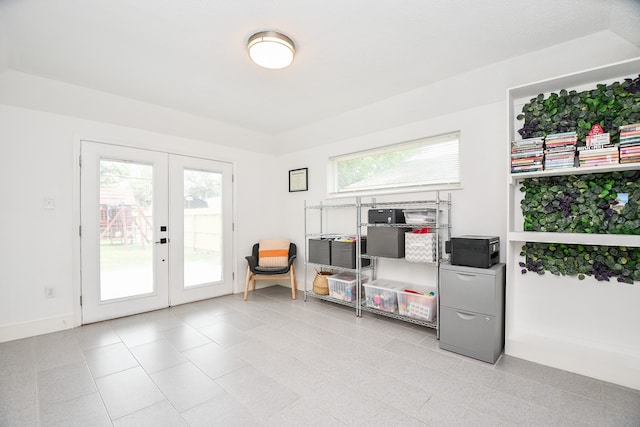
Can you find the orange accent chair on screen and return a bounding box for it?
[244,243,297,300]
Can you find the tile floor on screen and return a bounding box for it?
[1,285,639,426]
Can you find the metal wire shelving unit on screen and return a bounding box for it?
[304,192,451,335]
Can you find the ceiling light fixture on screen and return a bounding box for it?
[247,31,295,69]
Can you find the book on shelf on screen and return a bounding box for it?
[620,136,640,147]
[511,138,544,152]
[512,137,544,145]
[511,137,544,173]
[544,131,578,138]
[579,152,619,167]
[620,130,640,138]
[619,123,640,132]
[620,157,640,164]
[544,132,577,165]
[543,132,576,171]
[545,131,577,140]
[511,150,543,158]
[617,123,640,164]
[576,144,618,154]
[620,146,640,154]
[545,140,577,148]
[512,158,543,165]
[511,164,543,173]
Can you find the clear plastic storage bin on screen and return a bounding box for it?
[327,272,363,302]
[403,209,437,225]
[363,279,405,313]
[397,284,437,321]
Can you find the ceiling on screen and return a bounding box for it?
[0,0,639,138]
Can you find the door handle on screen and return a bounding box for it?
[155,238,170,244]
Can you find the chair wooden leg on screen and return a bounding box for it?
[290,265,297,299]
[244,266,252,301]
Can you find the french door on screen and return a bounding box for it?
[80,141,233,323]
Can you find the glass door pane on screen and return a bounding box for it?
[183,169,222,287]
[81,141,169,324]
[168,154,233,306]
[99,160,154,300]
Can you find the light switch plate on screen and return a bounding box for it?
[44,197,55,210]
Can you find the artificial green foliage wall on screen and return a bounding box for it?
[516,74,640,283]
[520,242,640,284]
[516,74,640,143]
[520,171,640,234]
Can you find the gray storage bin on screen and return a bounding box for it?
[308,238,331,265]
[367,227,410,258]
[331,239,370,269]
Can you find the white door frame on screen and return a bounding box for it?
[74,138,236,325]
[80,142,170,323]
[168,154,234,305]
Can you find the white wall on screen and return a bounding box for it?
[0,71,277,154]
[279,101,508,269]
[275,31,640,155]
[0,104,281,342]
[279,101,507,308]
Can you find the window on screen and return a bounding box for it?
[329,132,460,195]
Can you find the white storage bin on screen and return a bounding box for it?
[405,232,436,263]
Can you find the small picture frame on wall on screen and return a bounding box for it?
[289,168,308,192]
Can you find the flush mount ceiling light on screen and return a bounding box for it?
[247,31,295,69]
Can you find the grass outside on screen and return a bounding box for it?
[100,243,219,271]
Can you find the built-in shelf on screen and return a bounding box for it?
[505,57,640,389]
[508,231,640,247]
[509,163,640,185]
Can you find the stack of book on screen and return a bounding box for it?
[578,146,619,167]
[511,137,544,173]
[578,131,619,167]
[619,123,640,164]
[544,132,577,170]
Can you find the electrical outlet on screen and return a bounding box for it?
[45,287,56,298]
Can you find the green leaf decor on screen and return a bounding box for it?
[515,74,640,283]
[520,171,640,235]
[516,74,640,143]
[519,242,640,284]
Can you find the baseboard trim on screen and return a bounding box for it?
[506,330,640,391]
[0,314,75,343]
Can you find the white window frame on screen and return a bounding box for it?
[328,131,461,197]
